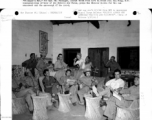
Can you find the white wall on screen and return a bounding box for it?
[12,20,53,65]
[52,20,139,62]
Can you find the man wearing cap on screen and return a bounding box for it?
[36,52,48,76]
[77,68,96,105]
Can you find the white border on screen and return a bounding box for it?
[0,8,152,120]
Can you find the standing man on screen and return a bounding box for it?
[22,53,37,77]
[54,54,67,71]
[36,52,48,76]
[105,56,121,81]
[73,53,84,69]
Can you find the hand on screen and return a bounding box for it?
[74,58,77,62]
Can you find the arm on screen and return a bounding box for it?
[123,94,139,100]
[36,60,42,72]
[39,76,45,93]
[105,80,112,87]
[63,62,67,68]
[117,63,121,70]
[105,60,111,67]
[120,87,131,94]
[22,60,28,68]
[73,59,78,66]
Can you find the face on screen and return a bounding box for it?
[77,54,81,59]
[110,57,115,62]
[42,54,46,59]
[45,71,50,76]
[115,72,121,80]
[134,77,139,86]
[58,55,63,61]
[85,71,91,77]
[31,54,35,60]
[66,71,71,77]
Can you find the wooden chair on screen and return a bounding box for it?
[84,94,102,120]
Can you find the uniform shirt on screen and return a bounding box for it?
[54,60,67,69]
[120,86,139,96]
[106,61,121,73]
[36,59,47,70]
[79,76,92,87]
[105,78,125,90]
[43,76,56,88]
[22,59,37,69]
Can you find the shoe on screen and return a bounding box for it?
[29,111,33,114]
[72,103,77,106]
[79,102,84,105]
[47,106,53,110]
[53,101,58,108]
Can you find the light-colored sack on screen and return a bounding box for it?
[58,93,70,113]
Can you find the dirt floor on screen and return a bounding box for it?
[13,104,106,120]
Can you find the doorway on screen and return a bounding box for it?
[88,48,109,77]
[63,48,81,67]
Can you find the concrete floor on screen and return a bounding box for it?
[13,104,107,120]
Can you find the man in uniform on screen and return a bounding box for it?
[22,53,37,77]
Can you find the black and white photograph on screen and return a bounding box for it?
[12,20,140,120]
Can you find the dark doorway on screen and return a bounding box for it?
[63,48,81,67]
[117,46,139,70]
[88,48,109,77]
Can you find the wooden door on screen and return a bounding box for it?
[88,48,109,77]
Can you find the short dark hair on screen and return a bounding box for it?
[43,69,49,76]
[58,54,62,57]
[114,69,121,74]
[30,53,35,57]
[65,69,72,75]
[57,54,62,60]
[111,56,115,59]
[48,61,52,64]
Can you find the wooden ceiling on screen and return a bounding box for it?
[50,20,105,29]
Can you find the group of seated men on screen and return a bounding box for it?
[12,52,139,120]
